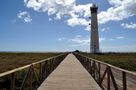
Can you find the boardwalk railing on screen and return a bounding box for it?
[73,53,136,90]
[0,53,67,90]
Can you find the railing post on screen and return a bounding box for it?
[30,70,32,90]
[107,66,110,90]
[89,60,92,75]
[49,59,53,74]
[122,71,127,90]
[85,58,87,70]
[87,58,89,71]
[51,59,54,71]
[54,58,57,68]
[39,63,42,82]
[44,61,48,78]
[10,73,15,90]
[47,60,51,75]
[88,60,90,73]
[86,58,89,71]
[41,62,45,80]
[93,61,95,79]
[98,62,101,84]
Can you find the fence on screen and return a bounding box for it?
[73,53,136,90]
[0,53,67,90]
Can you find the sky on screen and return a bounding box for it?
[0,0,136,52]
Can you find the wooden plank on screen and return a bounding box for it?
[38,53,101,90]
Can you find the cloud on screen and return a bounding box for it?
[116,36,124,39]
[121,22,136,29]
[72,4,92,18]
[24,0,75,19]
[85,25,90,31]
[24,0,92,30]
[24,0,136,29]
[101,27,110,32]
[108,37,124,41]
[58,37,66,41]
[49,18,53,21]
[75,35,82,38]
[24,0,91,18]
[98,0,136,24]
[109,38,114,41]
[67,18,89,27]
[17,11,32,23]
[69,35,124,47]
[99,38,106,42]
[69,35,105,46]
[70,36,90,46]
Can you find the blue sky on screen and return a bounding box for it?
[0,0,136,52]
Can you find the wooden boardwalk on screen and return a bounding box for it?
[38,53,101,90]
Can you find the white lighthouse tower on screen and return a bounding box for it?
[90,4,99,53]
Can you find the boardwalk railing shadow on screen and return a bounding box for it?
[0,53,67,90]
[73,52,136,90]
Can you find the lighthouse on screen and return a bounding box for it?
[90,4,99,53]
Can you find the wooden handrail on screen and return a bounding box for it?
[74,52,136,76]
[0,53,66,77]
